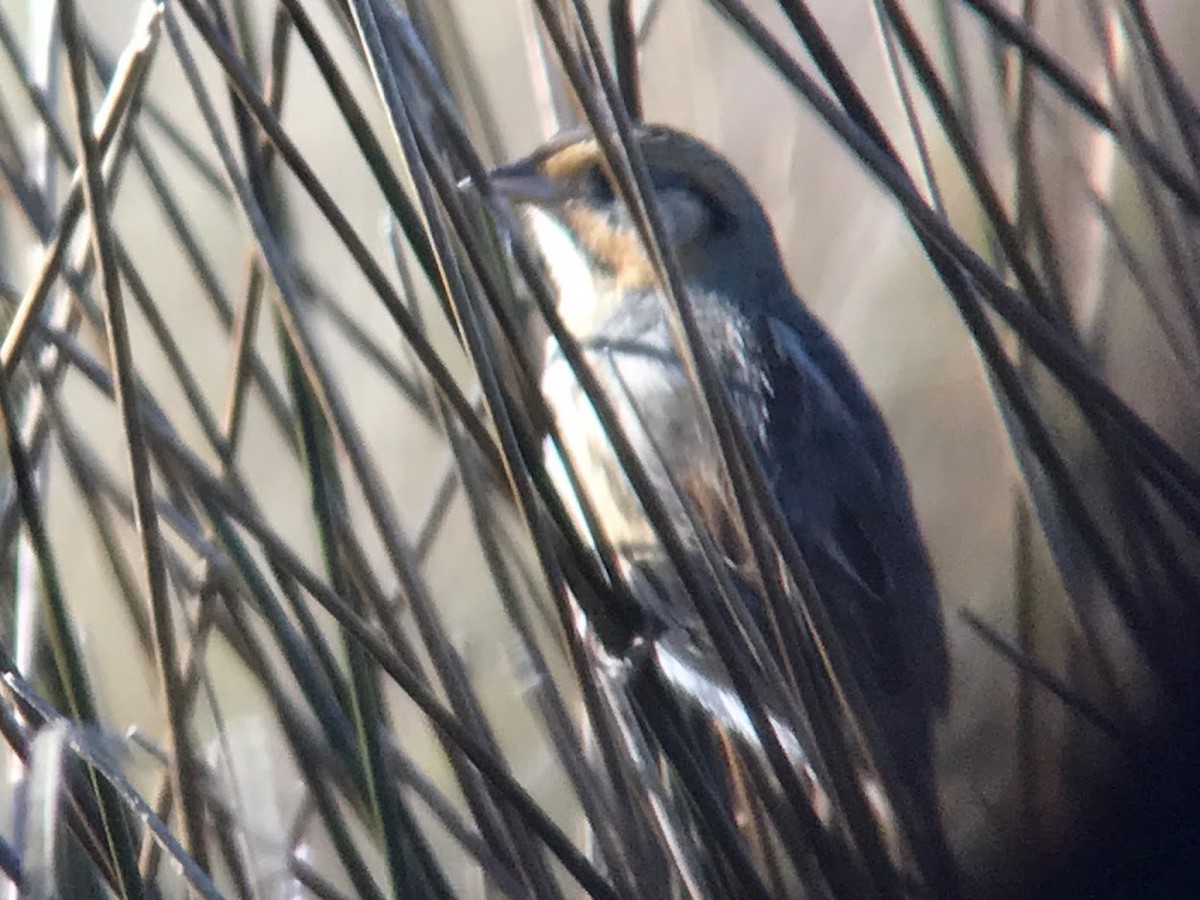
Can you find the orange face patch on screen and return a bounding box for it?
[539,140,602,181]
[562,205,657,291]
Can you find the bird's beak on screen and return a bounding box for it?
[461,160,570,207]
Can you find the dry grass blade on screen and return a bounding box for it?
[0,0,1197,897]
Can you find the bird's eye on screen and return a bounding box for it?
[586,166,616,202]
[581,164,729,241]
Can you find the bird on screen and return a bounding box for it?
[485,123,952,893]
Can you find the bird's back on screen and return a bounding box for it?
[542,278,948,801]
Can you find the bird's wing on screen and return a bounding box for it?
[762,314,949,713]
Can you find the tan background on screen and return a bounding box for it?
[1,0,1195,893]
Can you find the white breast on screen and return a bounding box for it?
[540,346,664,558]
[524,207,616,337]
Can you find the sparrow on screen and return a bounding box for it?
[486,123,951,892]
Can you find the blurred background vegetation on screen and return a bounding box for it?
[0,0,1197,897]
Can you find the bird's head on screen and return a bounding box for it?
[487,124,788,336]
